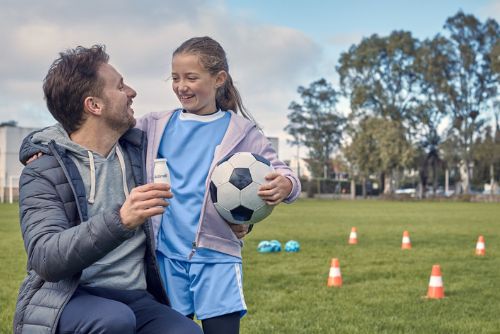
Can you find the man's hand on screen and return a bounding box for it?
[120,183,172,230]
[258,172,293,205]
[27,152,43,164]
[229,223,250,239]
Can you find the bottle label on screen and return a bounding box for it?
[153,159,170,185]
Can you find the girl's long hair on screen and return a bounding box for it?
[173,36,257,124]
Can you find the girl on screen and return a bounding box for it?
[137,36,301,333]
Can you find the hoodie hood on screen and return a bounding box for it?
[31,123,130,204]
[32,123,89,158]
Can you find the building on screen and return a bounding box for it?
[267,137,279,157]
[0,124,38,202]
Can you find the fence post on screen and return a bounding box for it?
[9,175,13,204]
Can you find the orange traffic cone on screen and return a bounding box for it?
[475,235,485,256]
[327,258,342,287]
[401,230,412,249]
[348,227,358,245]
[426,264,444,299]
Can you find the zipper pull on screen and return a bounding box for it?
[188,242,197,260]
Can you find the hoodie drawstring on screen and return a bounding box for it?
[87,151,96,204]
[87,145,130,204]
[116,145,130,199]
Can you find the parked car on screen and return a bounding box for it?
[395,188,416,196]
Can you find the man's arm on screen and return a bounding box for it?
[20,161,170,282]
[20,164,135,281]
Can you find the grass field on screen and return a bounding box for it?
[2,200,500,333]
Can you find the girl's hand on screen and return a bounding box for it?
[258,172,292,205]
[229,223,250,239]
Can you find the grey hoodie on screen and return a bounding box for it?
[32,124,146,290]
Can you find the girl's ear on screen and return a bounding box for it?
[215,70,228,88]
[83,96,103,116]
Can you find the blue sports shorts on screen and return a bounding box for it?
[157,252,247,320]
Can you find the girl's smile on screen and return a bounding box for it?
[171,53,225,115]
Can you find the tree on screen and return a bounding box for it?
[491,31,500,73]
[285,79,346,178]
[344,116,415,196]
[433,12,500,193]
[337,30,419,193]
[472,126,500,193]
[412,36,452,198]
[439,134,461,194]
[337,30,419,123]
[343,117,381,198]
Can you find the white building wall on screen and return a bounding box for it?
[265,137,311,179]
[267,137,279,157]
[0,125,39,202]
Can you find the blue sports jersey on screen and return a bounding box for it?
[156,109,239,263]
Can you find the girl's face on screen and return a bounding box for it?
[171,53,226,115]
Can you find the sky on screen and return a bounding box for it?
[1,0,499,160]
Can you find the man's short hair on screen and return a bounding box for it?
[43,45,109,134]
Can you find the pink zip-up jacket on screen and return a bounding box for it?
[136,109,301,258]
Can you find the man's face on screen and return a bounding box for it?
[97,63,137,133]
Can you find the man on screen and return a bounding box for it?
[13,45,202,334]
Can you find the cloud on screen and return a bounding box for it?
[326,32,364,47]
[0,0,323,159]
[478,0,500,21]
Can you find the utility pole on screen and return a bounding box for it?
[296,143,301,178]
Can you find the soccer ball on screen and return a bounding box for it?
[285,240,300,252]
[209,152,274,225]
[269,240,282,252]
[257,240,281,253]
[257,240,273,253]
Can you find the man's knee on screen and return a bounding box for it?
[139,307,202,334]
[59,301,136,334]
[92,304,136,334]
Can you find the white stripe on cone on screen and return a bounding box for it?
[402,236,410,243]
[329,268,341,276]
[429,276,443,287]
[476,242,485,250]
